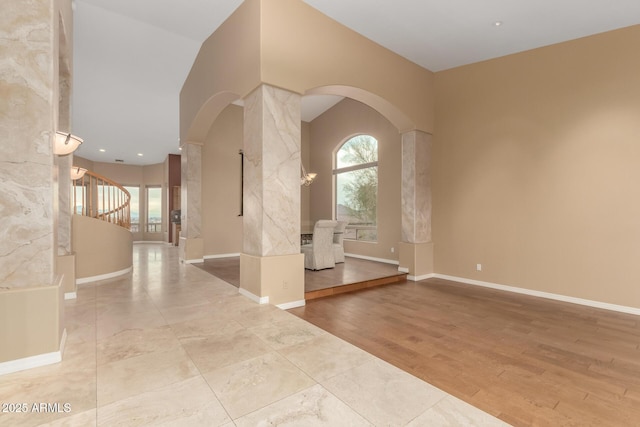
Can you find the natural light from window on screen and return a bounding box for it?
[334,135,378,241]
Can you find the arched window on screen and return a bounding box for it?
[334,135,378,241]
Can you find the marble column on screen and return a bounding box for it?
[399,130,434,279]
[0,0,66,368]
[179,141,203,262]
[240,85,304,308]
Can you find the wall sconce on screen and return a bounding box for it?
[70,166,87,180]
[301,163,317,187]
[54,131,83,155]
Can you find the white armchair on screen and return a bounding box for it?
[301,220,337,270]
[333,221,348,263]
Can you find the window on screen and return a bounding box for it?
[146,186,162,233]
[124,186,140,232]
[334,135,378,241]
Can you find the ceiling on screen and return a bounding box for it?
[72,0,640,165]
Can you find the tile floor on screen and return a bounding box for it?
[0,244,509,426]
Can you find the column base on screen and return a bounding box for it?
[179,237,203,263]
[398,242,434,281]
[57,253,76,299]
[240,253,305,308]
[0,277,65,375]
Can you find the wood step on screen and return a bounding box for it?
[304,273,408,300]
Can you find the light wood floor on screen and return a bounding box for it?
[288,277,640,426]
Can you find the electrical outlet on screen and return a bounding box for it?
[390,247,395,253]
[476,264,482,271]
[282,281,288,289]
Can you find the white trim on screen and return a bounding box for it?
[344,253,399,265]
[182,258,204,264]
[204,253,241,260]
[133,241,165,244]
[398,267,409,273]
[238,288,269,305]
[64,291,77,300]
[433,274,640,316]
[76,266,132,285]
[277,300,306,310]
[0,329,66,376]
[408,273,436,281]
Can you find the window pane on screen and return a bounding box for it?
[124,186,139,232]
[336,167,377,227]
[147,187,162,233]
[336,135,378,169]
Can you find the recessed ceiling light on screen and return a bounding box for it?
[99,148,106,152]
[137,153,143,157]
[493,21,503,27]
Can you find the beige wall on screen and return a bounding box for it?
[433,25,640,308]
[202,105,244,256]
[72,215,133,280]
[309,98,402,262]
[181,0,434,145]
[200,105,313,256]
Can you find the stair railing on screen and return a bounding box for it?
[71,170,131,230]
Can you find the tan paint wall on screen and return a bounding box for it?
[72,215,133,280]
[202,105,244,256]
[433,25,640,308]
[200,105,312,256]
[181,0,434,144]
[309,98,402,262]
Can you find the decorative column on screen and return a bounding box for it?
[179,141,204,263]
[57,153,77,299]
[240,84,304,308]
[0,0,65,370]
[399,130,434,280]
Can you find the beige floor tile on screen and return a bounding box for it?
[96,309,168,340]
[97,376,231,426]
[40,409,97,427]
[157,301,219,325]
[97,325,181,365]
[278,333,374,381]
[248,316,326,350]
[180,329,272,373]
[97,346,199,406]
[234,384,372,426]
[169,314,245,341]
[406,395,511,426]
[203,352,316,419]
[321,358,447,426]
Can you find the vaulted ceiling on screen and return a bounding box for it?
[72,0,640,165]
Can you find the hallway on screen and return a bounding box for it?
[0,244,504,426]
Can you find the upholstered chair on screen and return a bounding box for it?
[301,220,338,270]
[332,220,348,263]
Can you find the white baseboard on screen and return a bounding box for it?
[0,329,66,376]
[182,258,204,264]
[408,273,436,281]
[76,266,132,285]
[238,288,269,305]
[277,300,306,310]
[398,267,409,273]
[204,253,241,260]
[64,291,77,300]
[344,253,399,265]
[433,274,640,316]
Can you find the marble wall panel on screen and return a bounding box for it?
[401,130,432,243]
[0,0,56,289]
[180,142,202,238]
[243,85,301,257]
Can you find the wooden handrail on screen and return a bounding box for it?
[71,170,131,230]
